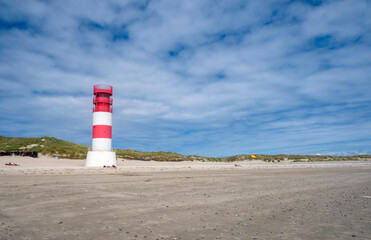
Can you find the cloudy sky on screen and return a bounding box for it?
[0,0,370,156]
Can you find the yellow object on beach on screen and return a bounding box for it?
[251,154,256,158]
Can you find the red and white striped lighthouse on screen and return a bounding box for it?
[85,84,117,167]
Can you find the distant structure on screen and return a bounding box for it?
[85,84,117,167]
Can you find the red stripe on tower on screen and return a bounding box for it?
[92,125,112,138]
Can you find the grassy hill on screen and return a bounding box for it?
[0,136,370,161]
[0,136,88,159]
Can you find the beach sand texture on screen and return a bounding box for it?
[0,156,370,239]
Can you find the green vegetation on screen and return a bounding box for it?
[116,149,186,161]
[107,150,371,162]
[116,150,226,162]
[0,136,370,161]
[246,154,371,162]
[0,136,88,159]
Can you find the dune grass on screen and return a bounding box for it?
[0,136,88,159]
[1,136,370,161]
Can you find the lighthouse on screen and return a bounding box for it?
[85,84,117,167]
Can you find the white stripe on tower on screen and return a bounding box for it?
[92,138,112,151]
[93,112,112,126]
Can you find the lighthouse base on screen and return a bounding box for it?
[85,151,117,167]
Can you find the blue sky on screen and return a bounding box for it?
[0,0,370,156]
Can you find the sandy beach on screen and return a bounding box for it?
[1,155,371,175]
[0,156,370,239]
